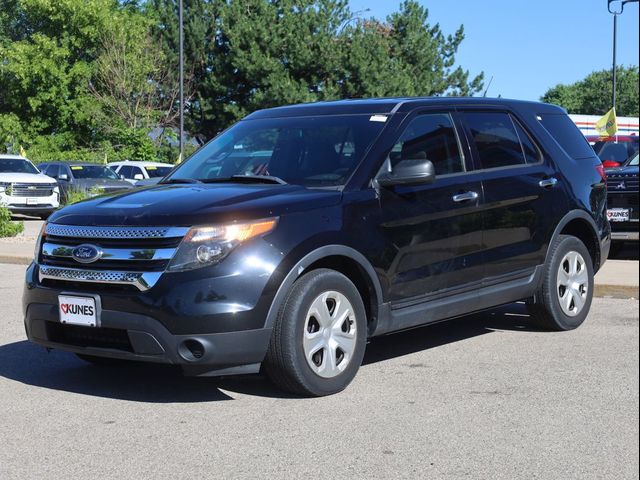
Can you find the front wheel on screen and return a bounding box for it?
[264,268,367,396]
[527,235,594,331]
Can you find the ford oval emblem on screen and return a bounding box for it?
[72,244,103,264]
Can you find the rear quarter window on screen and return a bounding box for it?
[538,113,595,159]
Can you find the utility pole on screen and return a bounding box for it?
[607,0,639,112]
[179,0,184,161]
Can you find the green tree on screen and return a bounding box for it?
[541,66,639,116]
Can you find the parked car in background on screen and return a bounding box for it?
[108,161,175,185]
[0,154,59,219]
[606,152,639,248]
[24,98,610,396]
[586,135,639,168]
[38,162,133,202]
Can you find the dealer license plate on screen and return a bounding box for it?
[607,208,630,222]
[58,295,98,327]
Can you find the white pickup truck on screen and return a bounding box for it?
[0,154,60,219]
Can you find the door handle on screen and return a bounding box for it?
[452,191,479,203]
[539,177,558,188]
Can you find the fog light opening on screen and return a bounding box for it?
[180,339,206,361]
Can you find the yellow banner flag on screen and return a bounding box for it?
[595,108,618,137]
[19,145,27,157]
[176,152,183,164]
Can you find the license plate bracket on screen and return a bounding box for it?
[58,293,102,327]
[607,208,630,222]
[26,198,38,205]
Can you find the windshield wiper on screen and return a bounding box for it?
[200,175,288,185]
[159,178,202,185]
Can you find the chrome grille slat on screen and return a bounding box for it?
[38,266,162,291]
[45,224,189,239]
[41,242,176,262]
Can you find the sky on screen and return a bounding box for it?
[348,0,640,101]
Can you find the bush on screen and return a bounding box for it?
[0,207,24,238]
[63,188,92,206]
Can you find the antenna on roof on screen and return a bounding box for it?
[482,76,494,98]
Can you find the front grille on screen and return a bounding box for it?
[46,322,133,352]
[38,224,187,290]
[607,173,639,191]
[10,183,54,197]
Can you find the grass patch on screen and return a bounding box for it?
[0,207,24,238]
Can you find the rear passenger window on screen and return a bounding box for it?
[538,113,595,159]
[462,112,526,169]
[391,113,464,176]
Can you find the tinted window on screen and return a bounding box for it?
[462,112,526,169]
[131,167,144,178]
[69,165,119,179]
[168,115,386,187]
[118,166,133,178]
[538,113,595,159]
[145,166,173,178]
[0,158,40,174]
[43,164,59,177]
[390,113,464,176]
[513,119,542,164]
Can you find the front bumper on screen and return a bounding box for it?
[611,231,639,241]
[23,262,276,376]
[7,205,57,216]
[1,192,59,216]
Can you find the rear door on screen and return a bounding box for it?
[376,110,485,305]
[458,109,566,283]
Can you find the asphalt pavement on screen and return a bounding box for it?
[0,263,638,480]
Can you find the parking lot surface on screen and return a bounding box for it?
[0,262,638,479]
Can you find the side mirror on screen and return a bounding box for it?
[377,158,436,188]
[119,174,126,180]
[133,174,144,181]
[58,173,69,181]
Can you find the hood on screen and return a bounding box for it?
[49,183,342,226]
[74,178,134,190]
[0,172,57,184]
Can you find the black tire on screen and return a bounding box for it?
[75,353,133,367]
[527,235,594,331]
[264,268,367,397]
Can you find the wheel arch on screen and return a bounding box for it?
[264,245,383,336]
[547,210,603,272]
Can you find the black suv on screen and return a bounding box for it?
[23,98,610,396]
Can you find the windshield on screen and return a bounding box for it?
[145,166,174,178]
[593,139,639,164]
[0,158,40,174]
[166,115,387,187]
[70,165,119,180]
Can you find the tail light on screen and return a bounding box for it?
[602,159,621,168]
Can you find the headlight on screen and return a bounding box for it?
[34,222,47,261]
[166,217,278,272]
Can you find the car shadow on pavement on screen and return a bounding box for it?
[0,303,545,401]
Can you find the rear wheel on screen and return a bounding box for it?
[264,269,367,396]
[527,235,594,331]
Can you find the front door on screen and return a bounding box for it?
[375,111,485,307]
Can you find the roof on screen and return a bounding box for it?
[107,161,173,167]
[244,97,565,120]
[0,154,28,160]
[42,161,110,166]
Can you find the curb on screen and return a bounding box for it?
[0,255,32,266]
[594,284,639,300]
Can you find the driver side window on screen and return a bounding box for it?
[391,113,464,176]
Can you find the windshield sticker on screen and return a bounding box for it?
[146,166,157,170]
[71,166,83,170]
[369,115,388,123]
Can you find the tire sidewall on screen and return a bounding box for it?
[283,270,367,396]
[545,236,594,330]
